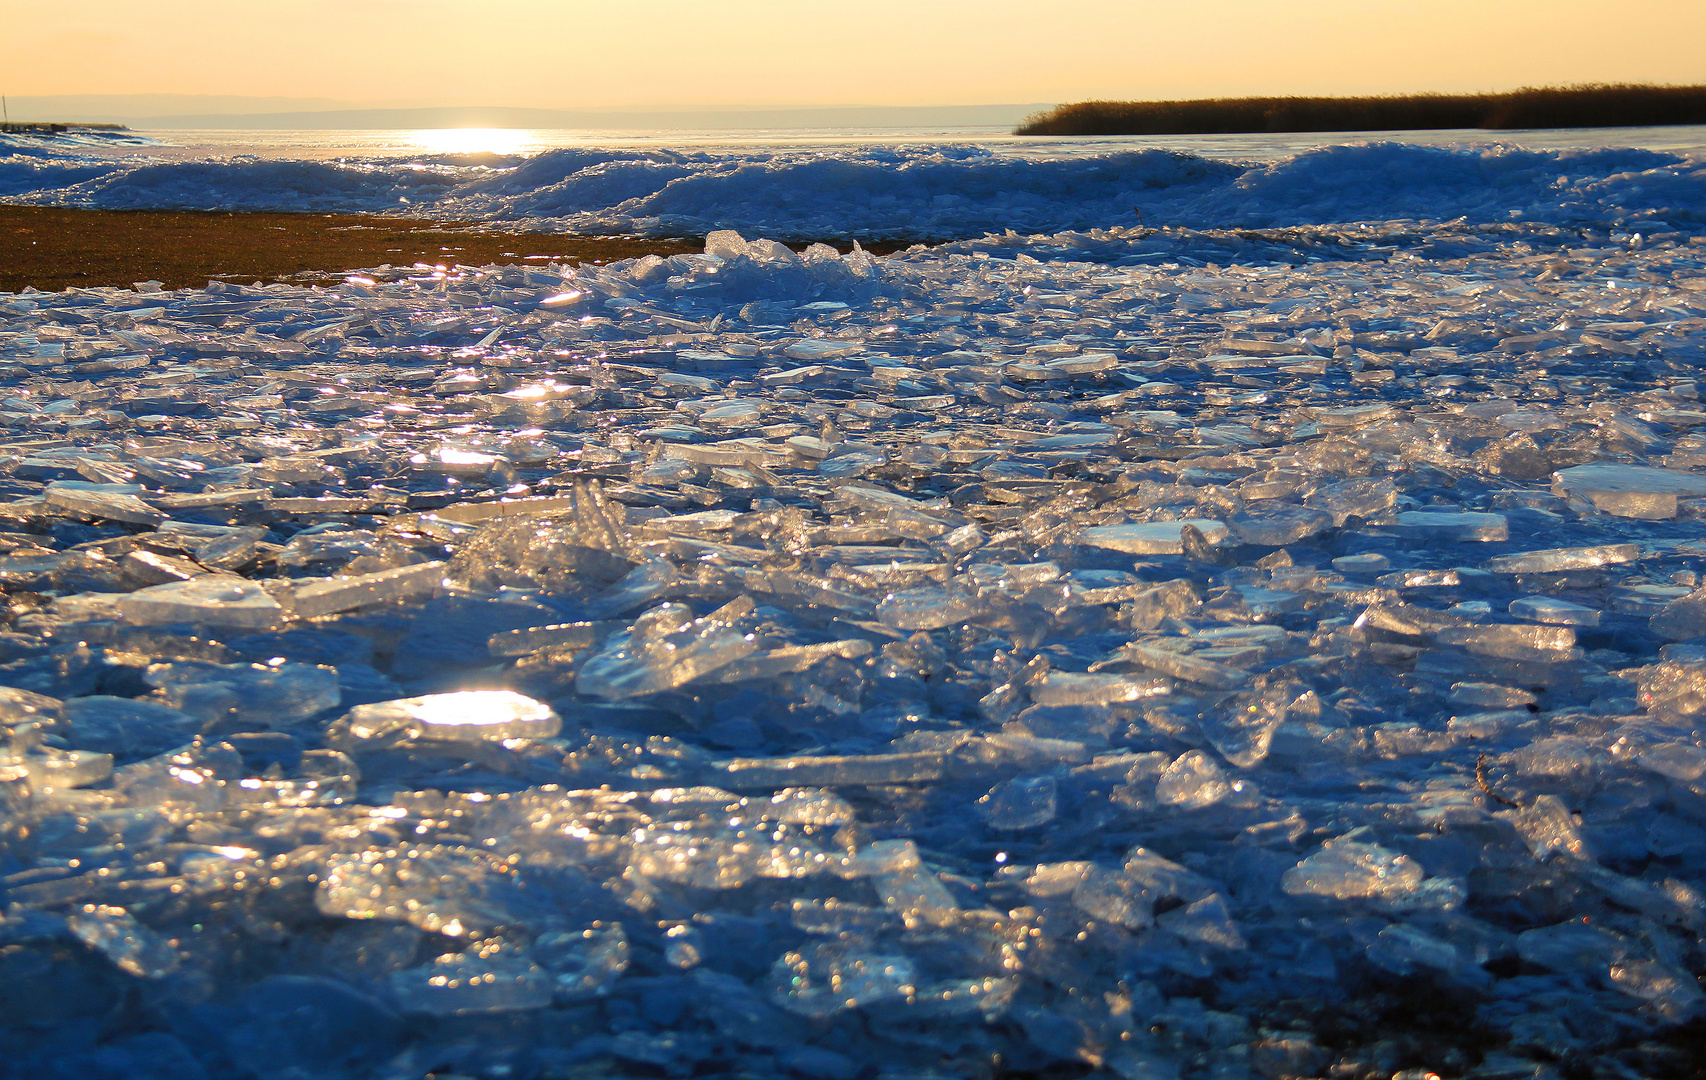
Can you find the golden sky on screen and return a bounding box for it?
[8,0,1706,109]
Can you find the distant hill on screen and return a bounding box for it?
[1015,84,1706,136]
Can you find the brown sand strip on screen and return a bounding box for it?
[0,206,705,293]
[0,206,926,295]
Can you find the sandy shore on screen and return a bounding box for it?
[0,206,717,293]
[0,207,921,294]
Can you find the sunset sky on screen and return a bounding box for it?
[9,0,1706,111]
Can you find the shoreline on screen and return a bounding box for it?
[0,206,923,294]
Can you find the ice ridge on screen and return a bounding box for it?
[2,142,1702,239]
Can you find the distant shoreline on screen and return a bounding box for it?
[1015,83,1706,136]
[0,122,129,134]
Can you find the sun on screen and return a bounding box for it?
[410,128,533,156]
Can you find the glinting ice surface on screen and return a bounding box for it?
[2,146,1706,1080]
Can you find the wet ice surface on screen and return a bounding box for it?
[0,221,1705,1080]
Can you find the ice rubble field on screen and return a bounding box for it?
[1,140,1704,239]
[3,144,1706,1080]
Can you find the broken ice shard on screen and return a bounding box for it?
[1485,543,1639,574]
[1391,511,1509,542]
[977,775,1058,829]
[290,561,445,618]
[145,661,341,727]
[577,598,759,699]
[329,691,560,746]
[1552,463,1706,519]
[118,577,286,629]
[1281,841,1425,900]
[1078,520,1228,555]
[388,949,554,1016]
[43,487,168,527]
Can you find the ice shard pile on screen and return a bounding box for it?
[1,221,1706,1080]
[2,140,1704,240]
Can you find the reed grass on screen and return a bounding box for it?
[1015,83,1706,136]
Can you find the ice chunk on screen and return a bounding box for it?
[1332,552,1391,574]
[388,948,554,1015]
[108,737,243,810]
[977,775,1058,829]
[1485,543,1639,574]
[1124,580,1201,630]
[630,816,852,888]
[698,639,874,684]
[876,585,981,630]
[1154,750,1231,809]
[1649,587,1706,641]
[1072,866,1157,929]
[1364,924,1472,980]
[316,844,547,936]
[1553,464,1706,519]
[771,943,916,1017]
[875,859,961,928]
[61,696,201,758]
[1078,520,1228,555]
[1030,671,1171,706]
[0,686,63,731]
[1227,504,1333,546]
[764,786,856,825]
[117,577,286,629]
[4,730,113,793]
[1434,623,1578,661]
[1609,959,1706,1019]
[1281,840,1424,900]
[1155,893,1246,950]
[1392,511,1508,541]
[447,485,635,593]
[1099,642,1241,690]
[704,230,751,259]
[577,597,759,699]
[329,691,561,747]
[1637,742,1706,782]
[289,562,445,618]
[1448,682,1536,709]
[145,661,340,727]
[1009,861,1094,897]
[1198,681,1291,767]
[1504,794,1591,860]
[534,923,630,999]
[1508,596,1599,627]
[43,487,167,527]
[783,338,866,361]
[1516,922,1631,971]
[121,549,204,586]
[714,751,945,789]
[66,905,180,978]
[1304,478,1397,525]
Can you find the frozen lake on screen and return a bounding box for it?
[42,122,1706,162]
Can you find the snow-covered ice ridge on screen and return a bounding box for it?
[1,222,1706,1079]
[2,141,1704,239]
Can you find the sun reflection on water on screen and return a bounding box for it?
[410,128,534,156]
